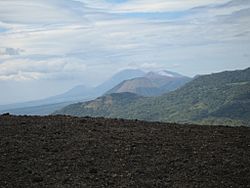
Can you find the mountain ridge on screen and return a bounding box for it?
[55,67,250,126]
[106,70,191,97]
[0,69,145,115]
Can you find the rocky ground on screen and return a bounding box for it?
[0,114,250,187]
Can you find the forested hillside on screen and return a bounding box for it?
[55,68,250,126]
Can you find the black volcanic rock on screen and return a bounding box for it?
[0,115,250,187]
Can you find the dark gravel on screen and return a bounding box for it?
[0,115,250,187]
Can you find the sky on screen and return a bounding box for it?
[0,0,250,104]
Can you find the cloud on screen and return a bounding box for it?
[0,71,43,81]
[0,0,249,83]
[0,0,91,24]
[79,0,228,12]
[0,47,24,56]
[0,57,87,81]
[0,0,249,104]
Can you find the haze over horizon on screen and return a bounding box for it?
[0,0,250,105]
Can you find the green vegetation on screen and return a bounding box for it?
[54,92,145,118]
[54,68,250,126]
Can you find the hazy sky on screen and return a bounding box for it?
[0,0,250,104]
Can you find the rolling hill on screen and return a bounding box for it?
[54,92,143,118]
[55,67,250,126]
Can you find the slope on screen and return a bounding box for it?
[106,70,191,96]
[94,69,145,95]
[55,68,250,126]
[54,92,144,118]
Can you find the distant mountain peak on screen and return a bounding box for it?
[105,69,191,97]
[111,69,145,80]
[94,69,145,94]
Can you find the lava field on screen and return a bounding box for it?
[0,115,250,187]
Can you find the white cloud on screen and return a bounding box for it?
[0,0,249,83]
[0,0,90,24]
[80,0,231,13]
[0,57,88,81]
[0,71,43,81]
[0,47,24,56]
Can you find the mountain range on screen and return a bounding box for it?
[0,69,145,115]
[54,67,250,126]
[1,69,191,115]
